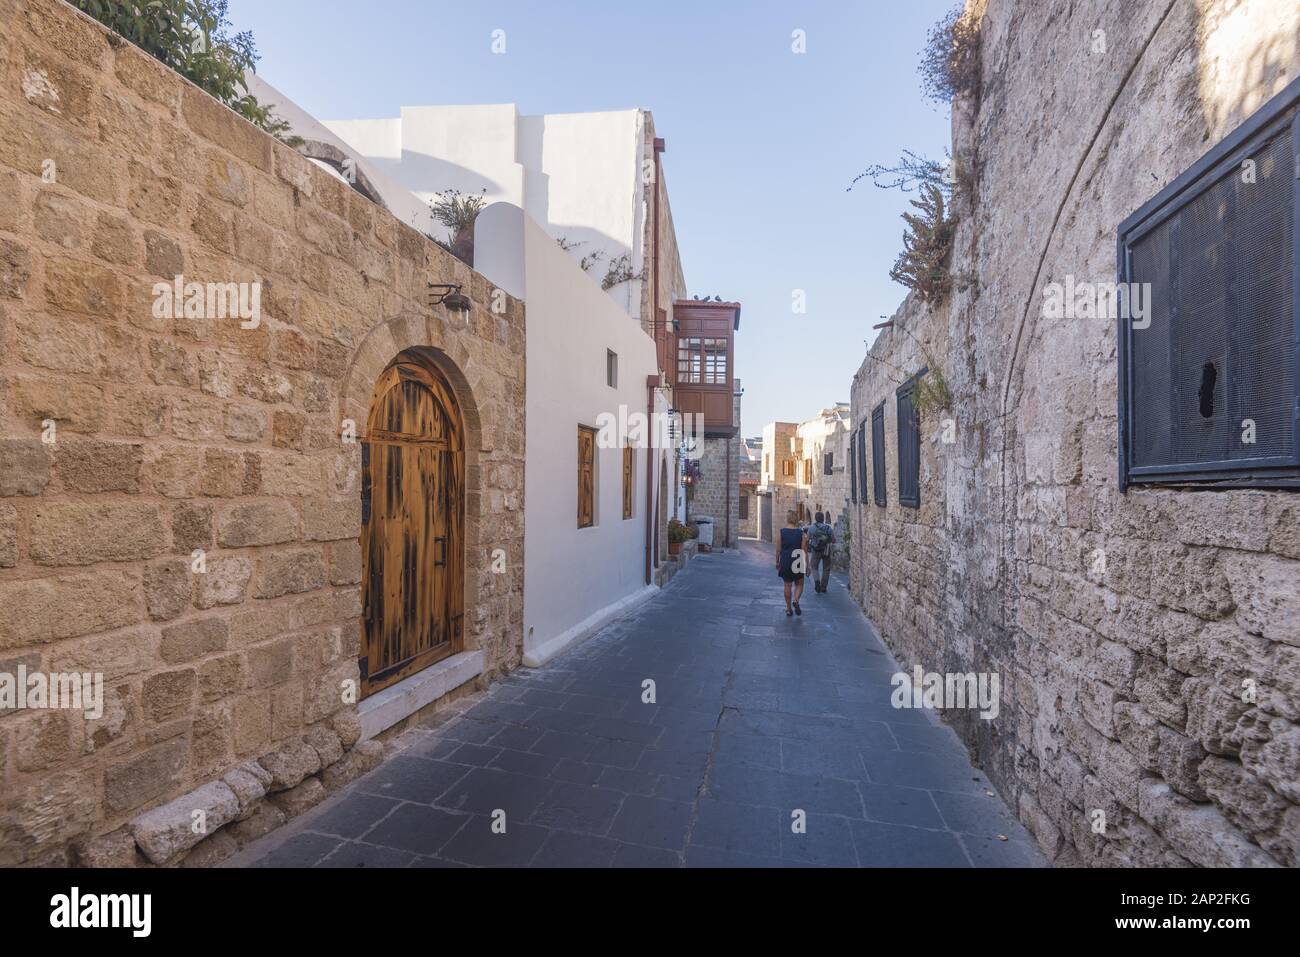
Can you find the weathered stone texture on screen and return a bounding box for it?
[846,0,1300,867]
[0,0,525,865]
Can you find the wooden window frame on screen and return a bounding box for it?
[622,443,634,520]
[578,425,596,528]
[607,349,618,389]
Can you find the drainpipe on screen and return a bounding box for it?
[646,131,666,584]
[645,374,657,585]
[725,433,732,549]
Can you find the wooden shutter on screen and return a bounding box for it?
[622,443,634,519]
[897,380,920,507]
[578,425,596,527]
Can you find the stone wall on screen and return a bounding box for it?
[847,0,1300,867]
[0,0,525,866]
[688,388,742,548]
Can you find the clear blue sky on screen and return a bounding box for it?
[228,0,956,436]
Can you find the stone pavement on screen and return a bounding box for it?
[228,540,1045,868]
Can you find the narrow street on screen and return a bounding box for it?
[229,543,1044,868]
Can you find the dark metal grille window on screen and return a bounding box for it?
[897,378,921,507]
[871,404,886,507]
[1118,76,1300,489]
[849,433,857,502]
[824,451,834,475]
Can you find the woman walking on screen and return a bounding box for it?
[775,509,809,616]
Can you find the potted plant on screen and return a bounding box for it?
[667,518,689,556]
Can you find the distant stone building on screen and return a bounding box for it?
[688,380,744,549]
[738,437,761,538]
[755,421,799,542]
[794,404,852,527]
[844,0,1300,868]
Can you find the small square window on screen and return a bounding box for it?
[607,349,618,388]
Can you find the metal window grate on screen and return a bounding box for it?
[1119,77,1300,489]
[871,403,887,507]
[897,379,920,507]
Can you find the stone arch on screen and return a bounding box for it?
[339,314,486,653]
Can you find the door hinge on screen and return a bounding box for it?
[358,656,369,679]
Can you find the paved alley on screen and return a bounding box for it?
[230,542,1045,868]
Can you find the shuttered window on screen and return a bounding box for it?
[897,378,921,507]
[622,443,634,519]
[871,403,886,507]
[858,421,870,506]
[739,492,749,520]
[578,425,596,527]
[849,433,858,503]
[1118,78,1300,489]
[824,451,834,475]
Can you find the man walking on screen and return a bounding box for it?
[807,511,835,594]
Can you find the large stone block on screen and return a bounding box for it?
[0,570,140,648]
[252,548,326,599]
[54,439,144,493]
[104,738,189,815]
[159,616,228,664]
[30,501,168,565]
[217,500,300,548]
[130,780,240,865]
[0,438,49,495]
[258,737,321,792]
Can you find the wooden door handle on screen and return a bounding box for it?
[434,536,447,567]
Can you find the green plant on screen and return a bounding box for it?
[913,361,953,416]
[667,519,690,545]
[430,188,487,264]
[72,0,297,142]
[601,253,638,290]
[890,184,956,305]
[430,188,488,235]
[686,522,699,540]
[919,5,982,106]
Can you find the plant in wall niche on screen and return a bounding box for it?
[919,4,982,106]
[601,253,640,290]
[912,360,953,416]
[73,0,300,144]
[890,184,956,305]
[861,326,953,417]
[430,188,487,265]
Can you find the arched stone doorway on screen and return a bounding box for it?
[359,349,465,698]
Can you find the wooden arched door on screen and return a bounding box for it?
[360,353,464,698]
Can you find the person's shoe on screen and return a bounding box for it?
[793,601,801,616]
[786,608,794,617]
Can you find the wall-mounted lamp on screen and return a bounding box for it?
[428,282,471,320]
